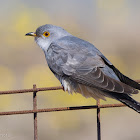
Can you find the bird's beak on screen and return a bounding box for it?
[25,32,37,37]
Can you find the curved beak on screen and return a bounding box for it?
[25,32,37,37]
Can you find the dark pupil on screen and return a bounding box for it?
[45,32,48,36]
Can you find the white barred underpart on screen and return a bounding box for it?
[61,79,107,101]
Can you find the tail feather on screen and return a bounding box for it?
[102,58,140,90]
[117,96,140,113]
[109,93,140,113]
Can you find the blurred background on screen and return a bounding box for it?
[0,0,140,140]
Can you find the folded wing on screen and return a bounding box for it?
[46,37,138,95]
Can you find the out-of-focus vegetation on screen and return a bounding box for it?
[0,0,140,140]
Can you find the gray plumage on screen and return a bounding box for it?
[26,24,140,113]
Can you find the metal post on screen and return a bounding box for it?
[97,100,101,140]
[33,85,38,140]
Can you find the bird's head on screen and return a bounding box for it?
[25,24,70,51]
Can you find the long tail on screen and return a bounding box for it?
[109,93,140,113]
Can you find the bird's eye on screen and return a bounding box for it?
[43,31,50,37]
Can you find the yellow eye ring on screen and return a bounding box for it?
[43,31,50,37]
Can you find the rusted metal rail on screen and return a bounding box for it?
[33,85,38,140]
[0,86,63,95]
[0,79,139,140]
[97,100,101,140]
[0,103,126,116]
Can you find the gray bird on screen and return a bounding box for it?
[26,24,140,113]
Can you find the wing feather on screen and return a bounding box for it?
[46,37,138,95]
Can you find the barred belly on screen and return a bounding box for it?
[60,77,108,101]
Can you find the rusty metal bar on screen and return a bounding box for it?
[33,85,38,140]
[0,80,139,140]
[0,86,63,95]
[135,79,140,83]
[0,79,139,95]
[0,103,126,116]
[97,100,101,140]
